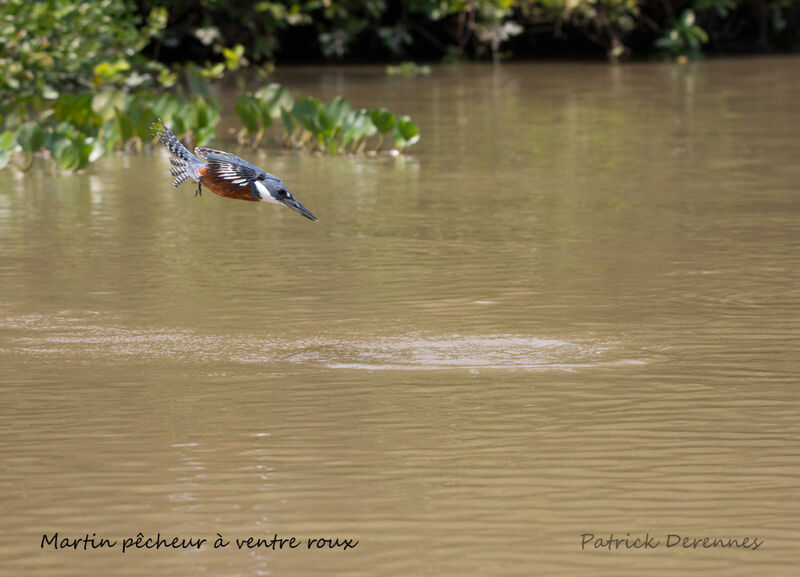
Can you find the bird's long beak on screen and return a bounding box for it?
[283,197,317,221]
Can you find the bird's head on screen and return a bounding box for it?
[259,180,317,221]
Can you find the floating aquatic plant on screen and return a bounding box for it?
[236,84,420,154]
[0,78,418,173]
[385,62,431,77]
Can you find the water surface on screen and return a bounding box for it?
[2,59,799,576]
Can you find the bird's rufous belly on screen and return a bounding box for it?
[199,166,259,202]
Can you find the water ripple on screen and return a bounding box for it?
[1,311,645,372]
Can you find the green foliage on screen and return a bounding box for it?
[6,0,791,98]
[0,69,220,172]
[694,0,738,18]
[236,85,420,154]
[517,0,640,61]
[223,44,248,71]
[142,0,315,64]
[145,0,798,63]
[379,26,415,55]
[0,0,167,104]
[386,62,432,76]
[370,109,396,134]
[236,84,293,147]
[312,0,386,59]
[3,117,100,171]
[656,9,709,59]
[393,116,421,149]
[16,123,46,154]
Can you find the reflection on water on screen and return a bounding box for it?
[1,59,800,577]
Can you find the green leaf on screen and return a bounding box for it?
[317,107,334,134]
[0,149,10,170]
[157,67,178,88]
[92,91,126,121]
[393,115,420,149]
[196,126,216,146]
[325,97,353,127]
[76,138,94,170]
[115,112,135,143]
[256,101,273,131]
[223,44,246,71]
[236,95,260,134]
[255,84,294,118]
[102,118,121,148]
[124,97,156,139]
[185,66,213,99]
[152,93,181,122]
[46,133,72,160]
[280,107,295,137]
[292,97,322,134]
[370,108,395,134]
[692,26,709,44]
[87,138,105,162]
[0,131,14,149]
[341,109,376,148]
[60,143,80,170]
[201,62,225,79]
[192,97,209,129]
[17,123,46,153]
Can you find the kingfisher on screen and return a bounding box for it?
[153,119,317,221]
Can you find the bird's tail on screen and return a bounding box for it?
[152,119,205,187]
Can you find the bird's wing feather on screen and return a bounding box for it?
[195,147,282,200]
[194,147,283,182]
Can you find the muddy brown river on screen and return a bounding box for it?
[1,58,799,576]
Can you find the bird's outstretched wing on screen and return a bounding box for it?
[195,148,283,181]
[194,148,283,200]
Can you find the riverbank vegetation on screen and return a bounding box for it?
[0,0,422,171]
[140,0,797,63]
[0,1,796,172]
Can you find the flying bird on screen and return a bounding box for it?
[153,119,317,221]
